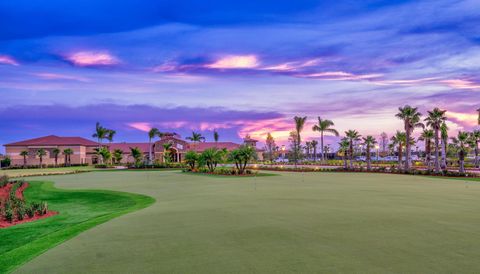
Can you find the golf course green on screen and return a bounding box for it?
[3,170,480,273]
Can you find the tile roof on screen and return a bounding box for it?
[188,142,240,152]
[107,143,150,153]
[4,135,98,147]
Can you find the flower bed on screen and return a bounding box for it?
[183,167,259,176]
[0,176,57,228]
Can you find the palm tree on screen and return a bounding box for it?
[305,141,312,159]
[213,130,219,144]
[362,136,377,171]
[293,116,307,167]
[187,131,205,151]
[162,142,173,163]
[345,130,361,169]
[396,105,423,170]
[113,149,124,165]
[92,122,109,163]
[52,148,60,167]
[148,128,161,164]
[440,122,449,170]
[418,129,434,170]
[338,138,350,169]
[63,148,73,166]
[37,148,46,168]
[130,147,143,167]
[106,129,116,143]
[390,131,406,170]
[424,108,447,173]
[451,131,469,173]
[470,130,480,168]
[312,117,339,162]
[477,108,480,125]
[311,140,318,161]
[20,150,28,168]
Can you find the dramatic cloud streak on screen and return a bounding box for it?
[205,55,259,69]
[65,51,120,66]
[0,55,19,66]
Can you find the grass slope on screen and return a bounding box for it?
[0,181,154,273]
[12,171,480,273]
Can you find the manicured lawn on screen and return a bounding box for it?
[7,171,480,273]
[0,166,95,178]
[0,181,154,273]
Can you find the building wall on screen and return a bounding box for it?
[6,145,90,166]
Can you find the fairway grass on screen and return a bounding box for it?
[0,181,154,273]
[9,171,480,273]
[0,166,95,178]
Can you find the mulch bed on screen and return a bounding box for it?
[0,182,58,228]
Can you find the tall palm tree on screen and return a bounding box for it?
[52,148,60,167]
[213,130,219,144]
[162,142,173,163]
[390,131,406,170]
[20,150,29,168]
[338,137,350,169]
[305,141,312,159]
[37,148,46,168]
[63,148,73,166]
[92,122,109,163]
[440,122,449,170]
[396,105,423,170]
[293,116,307,167]
[418,129,434,170]
[148,128,161,164]
[345,130,361,169]
[470,130,480,168]
[477,108,480,125]
[312,117,339,162]
[187,131,205,151]
[451,131,469,173]
[106,129,116,143]
[362,136,377,171]
[424,108,447,173]
[311,140,318,161]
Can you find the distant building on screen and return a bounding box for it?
[4,133,263,166]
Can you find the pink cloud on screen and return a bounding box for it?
[262,58,321,72]
[0,55,19,66]
[446,111,478,128]
[34,73,89,82]
[440,79,480,90]
[65,51,120,66]
[297,71,383,80]
[205,55,259,69]
[127,122,152,132]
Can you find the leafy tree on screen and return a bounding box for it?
[470,130,480,168]
[130,147,143,167]
[396,105,423,170]
[184,151,199,170]
[293,116,307,167]
[312,117,339,162]
[425,108,447,173]
[20,150,28,168]
[265,133,276,162]
[451,131,469,173]
[229,145,257,174]
[345,130,361,168]
[362,136,377,171]
[36,148,47,168]
[63,149,73,166]
[113,149,124,164]
[52,148,60,167]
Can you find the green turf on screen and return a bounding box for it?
[0,166,95,178]
[0,181,154,273]
[7,171,480,273]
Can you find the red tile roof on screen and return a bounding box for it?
[4,135,98,147]
[189,142,240,152]
[107,143,150,153]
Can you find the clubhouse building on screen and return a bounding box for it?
[4,133,263,166]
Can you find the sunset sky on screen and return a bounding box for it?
[1,0,479,151]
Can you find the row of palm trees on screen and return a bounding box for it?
[290,106,480,173]
[19,148,74,168]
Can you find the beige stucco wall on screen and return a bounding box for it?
[6,145,90,166]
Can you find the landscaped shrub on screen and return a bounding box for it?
[94,164,109,169]
[0,175,8,187]
[26,205,35,218]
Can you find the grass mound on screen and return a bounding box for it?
[0,181,154,273]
